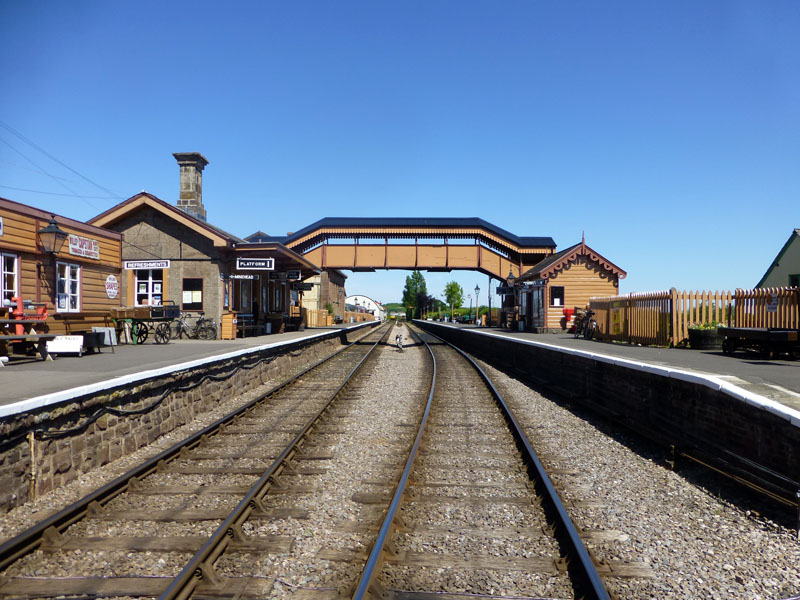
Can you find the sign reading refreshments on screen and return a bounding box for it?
[68,234,100,260]
[105,274,119,299]
[124,260,170,270]
[236,258,275,270]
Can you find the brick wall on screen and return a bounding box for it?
[418,323,800,502]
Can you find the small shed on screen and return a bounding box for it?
[516,239,626,332]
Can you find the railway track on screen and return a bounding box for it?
[0,321,643,599]
[350,325,613,599]
[0,323,391,599]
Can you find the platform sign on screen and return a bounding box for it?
[287,270,301,280]
[125,260,170,269]
[766,294,778,313]
[496,285,515,295]
[292,282,314,291]
[229,274,255,280]
[236,258,275,270]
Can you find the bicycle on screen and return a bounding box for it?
[572,309,597,340]
[171,312,218,340]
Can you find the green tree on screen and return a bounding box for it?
[444,281,464,319]
[402,270,427,318]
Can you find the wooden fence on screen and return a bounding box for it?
[306,309,333,328]
[590,287,799,347]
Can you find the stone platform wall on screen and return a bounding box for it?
[0,330,356,512]
[418,322,800,503]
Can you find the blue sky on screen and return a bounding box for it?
[1,2,798,307]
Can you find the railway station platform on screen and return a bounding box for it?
[435,322,800,416]
[0,323,374,416]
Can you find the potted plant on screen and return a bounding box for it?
[687,321,724,350]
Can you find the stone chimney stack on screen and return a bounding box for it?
[173,152,209,222]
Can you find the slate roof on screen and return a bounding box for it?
[266,217,555,248]
[519,240,626,280]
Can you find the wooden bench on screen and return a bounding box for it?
[235,314,261,337]
[0,334,57,364]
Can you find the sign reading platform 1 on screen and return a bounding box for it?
[236,258,275,270]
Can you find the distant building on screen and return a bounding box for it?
[346,294,385,320]
[757,229,800,288]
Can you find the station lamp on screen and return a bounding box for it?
[474,284,480,323]
[37,214,68,278]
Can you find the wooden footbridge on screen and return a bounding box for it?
[250,217,556,280]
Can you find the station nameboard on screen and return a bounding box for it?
[125,260,170,270]
[236,258,275,270]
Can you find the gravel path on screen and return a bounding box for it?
[475,357,800,600]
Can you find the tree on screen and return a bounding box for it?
[402,270,427,318]
[444,281,464,320]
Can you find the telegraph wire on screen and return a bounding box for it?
[0,185,118,200]
[0,120,124,202]
[0,134,98,210]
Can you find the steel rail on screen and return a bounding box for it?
[353,326,611,600]
[443,336,611,600]
[0,323,385,572]
[351,326,436,599]
[160,324,393,600]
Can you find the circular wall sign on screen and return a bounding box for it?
[105,274,119,299]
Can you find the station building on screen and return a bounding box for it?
[87,153,322,335]
[0,196,122,332]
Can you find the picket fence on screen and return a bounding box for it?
[589,287,799,347]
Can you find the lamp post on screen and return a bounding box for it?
[37,214,68,301]
[474,284,480,325]
[506,268,517,329]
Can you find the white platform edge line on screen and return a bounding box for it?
[427,323,800,427]
[0,325,368,419]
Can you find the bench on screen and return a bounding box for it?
[0,334,57,364]
[235,314,261,337]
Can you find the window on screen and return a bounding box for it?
[2,253,18,305]
[550,285,564,307]
[182,278,203,311]
[790,275,800,288]
[135,269,163,306]
[56,262,80,312]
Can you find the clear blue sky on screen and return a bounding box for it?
[1,2,798,307]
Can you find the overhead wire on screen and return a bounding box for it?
[0,120,126,212]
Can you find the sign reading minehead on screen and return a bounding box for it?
[68,234,100,260]
[236,258,275,270]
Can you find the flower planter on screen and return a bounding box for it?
[688,328,723,350]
